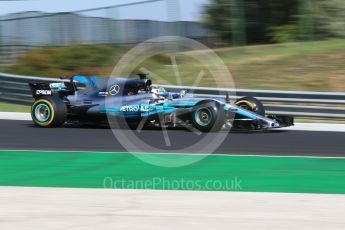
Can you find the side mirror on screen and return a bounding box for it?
[137,72,148,79]
[225,92,230,103]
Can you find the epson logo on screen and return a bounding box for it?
[36,90,52,95]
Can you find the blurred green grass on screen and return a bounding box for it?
[3,39,345,91]
[1,150,345,194]
[0,102,30,112]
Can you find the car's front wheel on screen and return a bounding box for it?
[31,97,67,127]
[191,101,225,132]
[235,96,265,116]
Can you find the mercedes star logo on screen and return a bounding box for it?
[109,84,120,96]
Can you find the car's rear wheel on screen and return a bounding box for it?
[235,96,265,116]
[191,101,225,132]
[31,97,67,127]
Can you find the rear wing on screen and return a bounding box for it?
[28,80,77,99]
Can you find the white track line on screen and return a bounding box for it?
[0,112,31,120]
[2,149,345,159]
[0,186,344,230]
[1,112,345,132]
[281,123,345,132]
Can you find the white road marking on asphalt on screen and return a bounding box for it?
[0,112,31,120]
[2,149,345,159]
[281,123,345,132]
[0,186,344,230]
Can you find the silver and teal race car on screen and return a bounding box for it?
[28,74,293,131]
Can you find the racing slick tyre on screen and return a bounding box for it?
[191,101,225,132]
[235,96,265,116]
[31,97,67,127]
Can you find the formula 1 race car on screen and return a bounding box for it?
[28,74,294,132]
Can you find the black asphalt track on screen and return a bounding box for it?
[0,120,344,157]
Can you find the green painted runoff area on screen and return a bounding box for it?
[0,150,344,194]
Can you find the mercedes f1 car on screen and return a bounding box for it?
[29,74,293,132]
